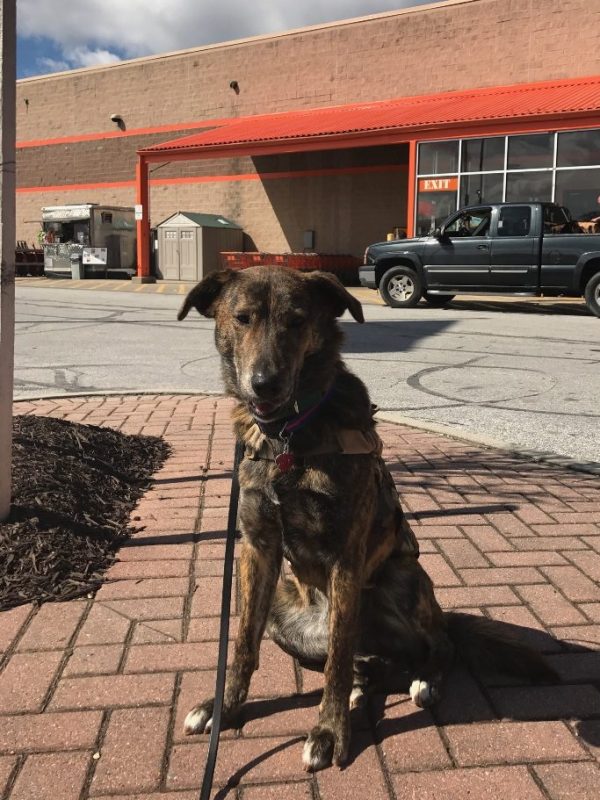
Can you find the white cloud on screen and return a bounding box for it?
[64,47,122,68]
[19,0,433,70]
[36,56,70,73]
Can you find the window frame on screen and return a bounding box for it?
[442,207,493,238]
[495,205,534,238]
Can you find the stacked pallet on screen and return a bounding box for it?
[219,252,360,284]
[15,241,44,276]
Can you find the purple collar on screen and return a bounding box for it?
[253,385,334,439]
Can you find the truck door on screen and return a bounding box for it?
[540,205,582,291]
[422,207,491,289]
[489,205,537,291]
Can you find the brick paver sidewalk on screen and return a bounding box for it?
[2,394,600,800]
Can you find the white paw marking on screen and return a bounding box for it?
[349,687,365,709]
[302,738,324,771]
[183,708,212,735]
[409,678,432,708]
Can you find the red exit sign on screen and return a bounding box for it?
[418,177,458,192]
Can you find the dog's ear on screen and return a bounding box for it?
[306,271,364,323]
[177,269,236,320]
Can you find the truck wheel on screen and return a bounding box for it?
[379,266,422,308]
[423,292,455,307]
[584,273,600,318]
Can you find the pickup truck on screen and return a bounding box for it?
[360,202,600,317]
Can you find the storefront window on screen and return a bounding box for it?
[416,129,600,235]
[505,171,552,202]
[416,187,457,235]
[554,167,600,222]
[507,133,554,169]
[557,130,600,167]
[418,141,459,175]
[460,173,504,207]
[461,137,505,173]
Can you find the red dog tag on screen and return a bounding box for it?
[275,452,295,472]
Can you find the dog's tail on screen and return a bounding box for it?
[445,612,559,683]
[267,580,329,668]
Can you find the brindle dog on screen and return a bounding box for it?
[178,265,556,771]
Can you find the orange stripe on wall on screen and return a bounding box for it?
[16,117,232,149]
[16,163,408,194]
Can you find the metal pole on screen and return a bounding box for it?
[406,140,417,238]
[133,155,154,283]
[0,0,16,521]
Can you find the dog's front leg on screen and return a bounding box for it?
[303,560,361,771]
[184,536,281,734]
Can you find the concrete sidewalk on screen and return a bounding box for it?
[2,394,600,799]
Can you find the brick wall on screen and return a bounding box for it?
[15,0,600,255]
[18,146,408,255]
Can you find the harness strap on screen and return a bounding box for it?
[198,439,244,800]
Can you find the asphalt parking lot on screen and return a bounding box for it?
[14,280,600,470]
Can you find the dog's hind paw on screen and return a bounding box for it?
[409,678,439,708]
[349,686,366,711]
[184,701,214,735]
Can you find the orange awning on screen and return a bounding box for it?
[139,75,600,161]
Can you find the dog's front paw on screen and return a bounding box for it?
[184,697,242,735]
[302,722,349,771]
[184,699,215,735]
[409,678,439,708]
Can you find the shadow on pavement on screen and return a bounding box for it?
[448,299,591,317]
[340,318,458,354]
[215,619,599,783]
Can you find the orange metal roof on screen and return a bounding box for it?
[140,75,600,159]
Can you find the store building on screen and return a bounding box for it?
[15,0,600,278]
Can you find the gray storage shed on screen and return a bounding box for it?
[156,212,243,281]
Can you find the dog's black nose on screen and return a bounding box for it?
[251,371,280,399]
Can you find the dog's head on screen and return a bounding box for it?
[178,266,363,421]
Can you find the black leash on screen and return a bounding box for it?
[198,438,245,800]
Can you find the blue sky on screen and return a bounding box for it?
[17,34,126,78]
[17,0,435,79]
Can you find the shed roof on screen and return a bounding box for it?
[156,212,242,228]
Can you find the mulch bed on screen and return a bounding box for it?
[0,415,170,611]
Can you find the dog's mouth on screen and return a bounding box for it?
[249,400,288,422]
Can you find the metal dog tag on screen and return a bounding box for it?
[275,431,295,472]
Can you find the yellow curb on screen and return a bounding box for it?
[15,276,586,311]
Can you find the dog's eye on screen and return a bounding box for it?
[289,315,306,328]
[235,313,251,325]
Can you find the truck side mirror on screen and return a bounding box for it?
[433,227,444,240]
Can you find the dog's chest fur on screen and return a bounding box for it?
[238,441,414,594]
[239,455,362,588]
